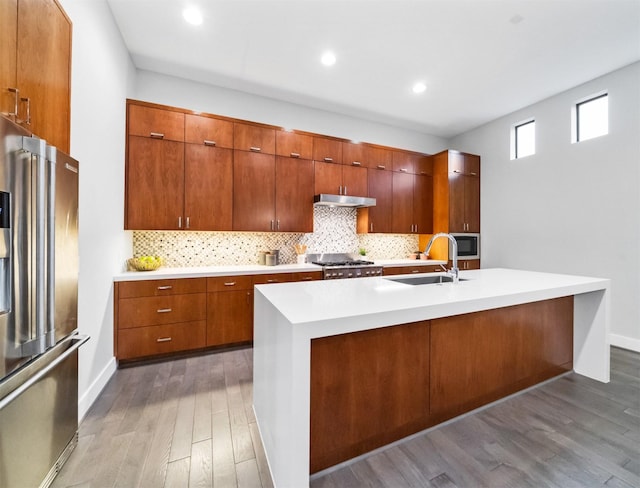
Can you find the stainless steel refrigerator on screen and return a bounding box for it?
[0,115,88,488]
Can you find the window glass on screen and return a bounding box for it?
[577,94,608,142]
[515,120,535,159]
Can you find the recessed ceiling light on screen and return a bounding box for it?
[412,82,427,94]
[321,51,336,67]
[183,6,203,26]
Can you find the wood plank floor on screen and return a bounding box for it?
[52,347,639,488]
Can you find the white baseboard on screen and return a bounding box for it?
[610,334,640,353]
[78,356,117,422]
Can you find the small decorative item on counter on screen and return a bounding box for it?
[294,244,307,264]
[270,249,280,265]
[412,251,421,260]
[258,250,268,265]
[420,252,429,260]
[358,248,367,257]
[265,252,277,266]
[127,255,162,271]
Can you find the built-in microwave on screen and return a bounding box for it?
[450,233,480,260]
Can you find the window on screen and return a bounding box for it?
[574,93,608,142]
[511,119,535,159]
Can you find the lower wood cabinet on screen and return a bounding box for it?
[382,265,438,276]
[115,271,323,361]
[115,278,207,360]
[206,276,253,346]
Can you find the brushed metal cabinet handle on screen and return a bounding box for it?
[7,87,19,119]
[157,308,172,313]
[324,157,333,162]
[267,279,278,283]
[344,186,348,195]
[204,140,216,146]
[250,146,261,152]
[412,270,420,273]
[290,152,300,158]
[186,217,190,229]
[157,285,172,290]
[351,161,361,166]
[20,97,31,125]
[156,337,172,343]
[150,132,164,139]
[377,165,386,170]
[469,172,478,176]
[399,168,408,173]
[302,277,313,280]
[277,219,280,230]
[224,282,236,286]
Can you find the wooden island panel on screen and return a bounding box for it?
[310,321,430,473]
[430,296,573,420]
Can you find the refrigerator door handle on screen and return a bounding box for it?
[19,136,48,357]
[0,334,89,410]
[45,145,56,347]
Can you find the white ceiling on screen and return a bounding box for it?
[107,0,640,138]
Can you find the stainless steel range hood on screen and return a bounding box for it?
[313,194,376,208]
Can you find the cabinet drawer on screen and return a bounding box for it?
[128,104,185,142]
[117,321,206,360]
[118,293,206,328]
[207,275,253,292]
[383,266,430,276]
[185,114,233,148]
[295,271,323,282]
[252,273,296,285]
[118,278,206,298]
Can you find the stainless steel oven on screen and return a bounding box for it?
[450,233,480,260]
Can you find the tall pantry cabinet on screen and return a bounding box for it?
[0,0,72,153]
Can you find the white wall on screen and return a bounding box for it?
[450,62,640,352]
[59,0,136,418]
[135,70,448,154]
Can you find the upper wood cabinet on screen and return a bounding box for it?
[233,151,276,231]
[313,137,343,164]
[392,151,433,175]
[128,104,185,142]
[185,113,233,148]
[359,169,393,233]
[234,122,275,154]
[275,156,314,232]
[276,130,313,159]
[433,150,481,236]
[1,0,71,152]
[184,144,233,231]
[126,135,185,230]
[342,142,367,168]
[314,161,368,197]
[367,146,393,171]
[391,172,433,234]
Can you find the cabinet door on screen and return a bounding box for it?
[392,151,419,174]
[367,169,393,233]
[392,172,414,234]
[185,113,233,148]
[448,171,466,233]
[126,136,184,230]
[414,174,433,234]
[342,165,368,197]
[464,174,481,233]
[207,289,253,346]
[128,104,185,142]
[0,0,17,118]
[16,0,71,152]
[314,160,342,195]
[234,123,275,154]
[185,144,233,230]
[233,150,275,231]
[275,157,314,232]
[367,146,393,171]
[313,137,342,164]
[343,142,367,167]
[276,131,313,159]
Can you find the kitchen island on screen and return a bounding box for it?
[252,268,610,488]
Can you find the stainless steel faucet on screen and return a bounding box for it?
[424,233,459,283]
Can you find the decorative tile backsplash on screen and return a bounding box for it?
[133,207,419,267]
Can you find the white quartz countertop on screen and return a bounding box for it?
[254,268,610,329]
[112,258,446,282]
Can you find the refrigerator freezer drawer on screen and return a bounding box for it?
[0,334,88,488]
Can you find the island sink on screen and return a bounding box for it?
[385,275,470,285]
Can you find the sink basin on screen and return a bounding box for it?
[385,275,469,286]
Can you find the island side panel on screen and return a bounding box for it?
[430,297,574,420]
[574,289,610,382]
[253,288,311,488]
[310,321,431,474]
